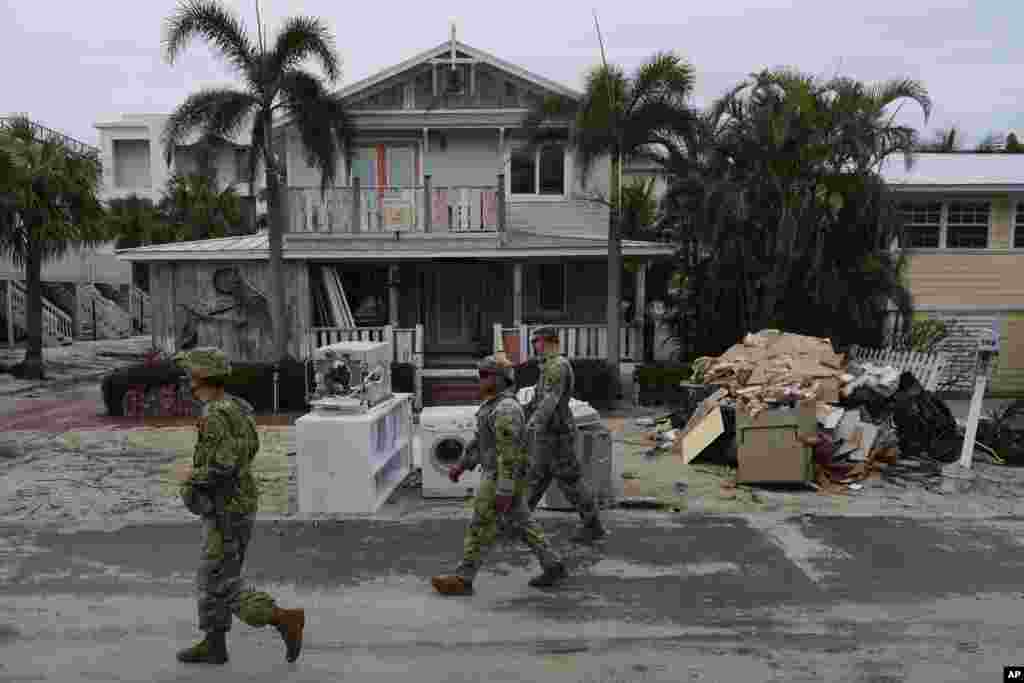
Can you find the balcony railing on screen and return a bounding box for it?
[0,117,100,161]
[287,174,507,235]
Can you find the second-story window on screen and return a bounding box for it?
[946,200,990,248]
[899,200,941,248]
[510,143,565,197]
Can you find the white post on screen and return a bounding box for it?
[512,261,523,326]
[634,262,647,362]
[388,265,400,327]
[958,328,999,470]
[5,280,13,349]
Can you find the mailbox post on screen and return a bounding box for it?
[957,324,1000,470]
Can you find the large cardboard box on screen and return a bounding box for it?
[735,399,817,484]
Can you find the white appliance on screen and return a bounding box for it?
[419,392,604,499]
[540,424,618,510]
[296,393,414,514]
[419,405,483,498]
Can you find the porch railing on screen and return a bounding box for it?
[493,323,641,365]
[302,324,425,410]
[1,279,74,346]
[286,174,506,236]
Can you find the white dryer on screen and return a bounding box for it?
[419,405,483,498]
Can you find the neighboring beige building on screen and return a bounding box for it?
[882,153,1024,395]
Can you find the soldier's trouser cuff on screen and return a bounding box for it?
[455,562,479,583]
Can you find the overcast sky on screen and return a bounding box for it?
[2,0,1018,150]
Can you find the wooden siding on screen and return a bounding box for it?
[148,261,310,363]
[904,253,1024,307]
[508,198,610,237]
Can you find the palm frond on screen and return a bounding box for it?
[278,69,352,195]
[628,52,696,113]
[161,88,257,165]
[271,16,340,82]
[163,0,255,74]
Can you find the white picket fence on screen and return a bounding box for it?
[847,345,949,392]
[493,323,641,364]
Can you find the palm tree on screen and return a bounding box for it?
[106,195,179,291]
[522,52,699,396]
[0,116,106,379]
[159,172,244,240]
[655,70,929,353]
[162,0,354,362]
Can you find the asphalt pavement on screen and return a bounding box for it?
[3,513,1024,682]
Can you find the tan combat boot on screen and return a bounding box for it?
[270,607,306,663]
[431,575,474,595]
[175,630,228,664]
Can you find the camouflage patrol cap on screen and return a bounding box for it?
[531,325,560,341]
[173,347,232,379]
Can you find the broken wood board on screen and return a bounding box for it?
[681,406,726,465]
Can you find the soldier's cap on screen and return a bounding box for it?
[173,347,232,379]
[531,325,560,341]
[477,353,515,379]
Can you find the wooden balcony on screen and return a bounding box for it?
[286,175,506,235]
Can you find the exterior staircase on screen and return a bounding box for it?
[76,283,134,340]
[0,279,74,347]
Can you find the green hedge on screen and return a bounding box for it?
[633,363,694,406]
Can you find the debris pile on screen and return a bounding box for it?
[642,329,965,496]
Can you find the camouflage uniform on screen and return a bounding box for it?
[525,328,605,542]
[433,356,566,594]
[173,348,305,665]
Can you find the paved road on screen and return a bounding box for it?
[3,513,1024,682]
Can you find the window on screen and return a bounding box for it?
[113,139,152,189]
[946,200,989,248]
[510,144,565,196]
[899,201,941,248]
[538,264,566,311]
[1015,202,1024,249]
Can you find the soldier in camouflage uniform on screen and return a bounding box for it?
[524,326,607,543]
[432,354,567,595]
[172,348,306,666]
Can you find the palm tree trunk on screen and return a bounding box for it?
[19,239,45,379]
[263,117,289,363]
[606,151,622,401]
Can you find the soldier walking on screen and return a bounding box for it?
[432,354,568,595]
[173,348,306,665]
[524,326,607,543]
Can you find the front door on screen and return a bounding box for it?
[427,267,476,353]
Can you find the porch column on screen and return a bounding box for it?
[512,261,523,326]
[634,262,647,362]
[5,279,13,349]
[388,264,400,327]
[423,175,432,233]
[351,176,362,234]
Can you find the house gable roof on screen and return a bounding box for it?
[335,39,583,104]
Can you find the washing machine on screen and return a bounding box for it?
[419,405,484,498]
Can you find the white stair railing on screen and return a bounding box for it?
[4,280,74,345]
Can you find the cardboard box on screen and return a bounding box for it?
[735,399,817,484]
[816,377,840,403]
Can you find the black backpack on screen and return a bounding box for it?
[890,372,961,463]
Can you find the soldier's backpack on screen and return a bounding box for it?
[890,371,961,463]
